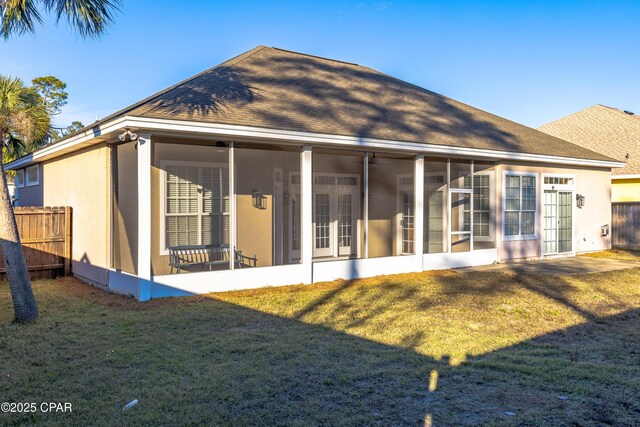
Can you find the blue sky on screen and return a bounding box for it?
[1,0,638,129]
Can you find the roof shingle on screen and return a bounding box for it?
[52,46,619,164]
[539,105,640,175]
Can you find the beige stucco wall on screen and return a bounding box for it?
[496,162,612,261]
[18,145,111,285]
[612,178,640,202]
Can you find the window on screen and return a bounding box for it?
[26,165,39,186]
[15,170,25,188]
[504,173,537,238]
[473,175,490,237]
[163,164,229,250]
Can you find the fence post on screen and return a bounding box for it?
[64,206,72,275]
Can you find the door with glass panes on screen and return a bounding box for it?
[312,174,360,258]
[543,190,572,254]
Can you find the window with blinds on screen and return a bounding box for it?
[504,174,537,237]
[164,164,229,249]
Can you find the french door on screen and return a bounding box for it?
[313,175,359,258]
[543,190,573,254]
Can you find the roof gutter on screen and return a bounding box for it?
[612,174,640,180]
[6,116,625,170]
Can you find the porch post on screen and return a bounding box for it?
[301,146,313,283]
[229,142,236,271]
[363,152,369,259]
[137,133,152,301]
[415,155,424,266]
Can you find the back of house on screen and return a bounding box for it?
[8,46,623,300]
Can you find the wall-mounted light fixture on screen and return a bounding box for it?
[369,152,378,166]
[252,190,267,209]
[576,193,585,208]
[118,129,138,143]
[214,141,227,152]
[601,224,609,237]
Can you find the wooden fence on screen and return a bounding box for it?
[0,207,72,280]
[612,202,640,249]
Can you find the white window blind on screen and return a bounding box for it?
[164,164,229,249]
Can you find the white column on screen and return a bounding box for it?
[137,133,152,301]
[363,152,369,259]
[301,146,313,283]
[447,158,451,253]
[470,160,475,252]
[229,142,236,270]
[415,155,425,265]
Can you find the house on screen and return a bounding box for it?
[6,46,623,301]
[539,105,640,202]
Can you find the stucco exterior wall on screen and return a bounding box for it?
[17,145,111,285]
[612,178,640,202]
[496,162,612,261]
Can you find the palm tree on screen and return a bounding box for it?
[1,1,121,321]
[0,76,49,321]
[1,0,121,39]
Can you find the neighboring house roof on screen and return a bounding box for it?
[539,105,640,176]
[9,46,618,166]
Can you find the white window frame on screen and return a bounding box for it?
[15,169,25,188]
[541,173,576,256]
[502,171,538,241]
[159,160,229,256]
[472,171,495,242]
[25,165,39,186]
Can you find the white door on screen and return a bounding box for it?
[312,174,359,258]
[543,190,572,255]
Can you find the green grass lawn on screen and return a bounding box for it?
[1,251,640,426]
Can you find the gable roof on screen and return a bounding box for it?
[539,105,640,176]
[11,46,619,166]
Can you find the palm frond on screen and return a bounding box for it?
[1,0,43,39]
[0,75,50,156]
[43,0,121,38]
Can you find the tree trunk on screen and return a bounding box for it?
[0,161,38,322]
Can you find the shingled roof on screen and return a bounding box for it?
[56,46,617,163]
[539,105,640,175]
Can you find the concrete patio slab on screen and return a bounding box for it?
[458,256,640,276]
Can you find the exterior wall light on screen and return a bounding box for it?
[576,194,585,208]
[252,191,266,209]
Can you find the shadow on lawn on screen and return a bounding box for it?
[2,274,640,426]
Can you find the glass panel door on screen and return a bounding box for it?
[558,191,573,253]
[543,190,573,254]
[314,193,332,257]
[543,190,558,254]
[337,193,353,256]
[401,191,414,254]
